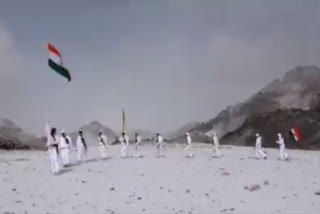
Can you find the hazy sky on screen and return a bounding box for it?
[0,0,320,135]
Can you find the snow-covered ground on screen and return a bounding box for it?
[0,144,319,213]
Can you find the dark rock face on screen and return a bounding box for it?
[0,137,30,150]
[0,119,46,150]
[222,108,320,150]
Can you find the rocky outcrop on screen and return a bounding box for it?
[0,119,45,150]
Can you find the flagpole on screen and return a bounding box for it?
[122,108,126,133]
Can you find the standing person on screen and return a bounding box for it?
[156,133,164,157]
[124,132,130,156]
[135,133,142,157]
[59,130,72,167]
[76,130,88,162]
[97,131,107,159]
[212,132,222,157]
[255,133,267,160]
[120,132,129,158]
[185,132,194,158]
[119,133,126,158]
[45,122,60,174]
[275,133,289,161]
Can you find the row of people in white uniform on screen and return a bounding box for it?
[255,133,289,160]
[185,132,289,160]
[184,132,221,158]
[185,131,288,161]
[46,122,147,174]
[46,128,229,175]
[97,131,288,161]
[46,122,89,174]
[46,124,289,175]
[121,132,164,158]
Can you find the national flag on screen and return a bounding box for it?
[47,43,71,82]
[290,127,303,142]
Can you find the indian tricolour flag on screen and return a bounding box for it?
[290,127,303,142]
[47,43,71,82]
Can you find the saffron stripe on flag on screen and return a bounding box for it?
[47,43,62,57]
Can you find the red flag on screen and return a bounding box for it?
[290,128,302,142]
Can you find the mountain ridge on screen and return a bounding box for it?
[171,65,320,148]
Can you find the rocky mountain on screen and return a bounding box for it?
[0,119,46,150]
[69,121,117,145]
[172,66,320,147]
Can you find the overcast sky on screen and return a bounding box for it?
[0,0,319,135]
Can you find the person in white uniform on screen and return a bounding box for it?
[156,133,164,157]
[97,131,107,159]
[185,132,193,158]
[59,130,72,166]
[275,133,289,160]
[135,133,142,157]
[76,130,88,162]
[212,132,222,157]
[255,133,267,159]
[120,132,129,158]
[45,122,60,174]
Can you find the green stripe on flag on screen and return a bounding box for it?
[48,59,71,82]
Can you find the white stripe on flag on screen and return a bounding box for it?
[49,52,62,65]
